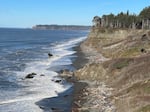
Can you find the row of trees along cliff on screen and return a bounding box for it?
[93,6,150,29]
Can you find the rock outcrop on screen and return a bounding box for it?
[25,72,37,79]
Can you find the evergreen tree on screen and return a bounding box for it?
[139,6,150,19]
[93,6,150,29]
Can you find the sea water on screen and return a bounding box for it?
[0,28,88,112]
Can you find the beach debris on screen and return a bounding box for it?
[25,72,37,79]
[72,82,115,112]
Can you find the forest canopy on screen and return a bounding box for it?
[93,6,150,29]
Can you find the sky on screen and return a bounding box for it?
[0,0,149,28]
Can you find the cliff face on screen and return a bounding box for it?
[84,27,150,58]
[75,27,150,112]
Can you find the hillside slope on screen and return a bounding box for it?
[74,27,150,112]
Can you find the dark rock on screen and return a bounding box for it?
[59,69,69,74]
[51,79,62,83]
[39,106,45,109]
[51,107,63,112]
[141,34,148,41]
[141,48,146,53]
[25,73,37,79]
[55,80,62,83]
[48,53,53,57]
[40,74,45,76]
[59,70,64,74]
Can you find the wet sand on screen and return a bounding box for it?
[72,43,89,70]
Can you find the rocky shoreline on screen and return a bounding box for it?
[70,44,115,112]
[59,43,115,112]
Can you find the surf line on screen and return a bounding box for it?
[0,95,52,105]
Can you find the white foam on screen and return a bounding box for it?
[0,100,45,112]
[54,36,87,49]
[0,36,87,111]
[52,36,86,59]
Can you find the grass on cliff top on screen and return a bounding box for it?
[115,79,150,97]
[92,27,116,33]
[137,105,150,112]
[114,59,130,69]
[120,47,140,57]
[144,84,150,94]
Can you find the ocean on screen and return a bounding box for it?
[0,28,88,112]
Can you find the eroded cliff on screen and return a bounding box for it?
[74,27,150,112]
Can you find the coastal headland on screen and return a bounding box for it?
[32,25,91,30]
[37,6,150,112]
[68,6,150,112]
[70,27,150,112]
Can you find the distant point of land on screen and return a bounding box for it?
[32,24,91,30]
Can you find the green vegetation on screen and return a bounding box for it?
[93,6,150,29]
[114,59,130,69]
[139,6,150,19]
[32,25,91,30]
[137,105,150,112]
[144,86,150,94]
[121,47,140,57]
[78,5,150,112]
